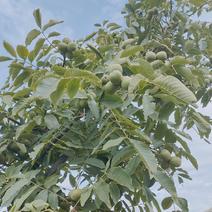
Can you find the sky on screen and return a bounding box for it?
[0,0,211,211]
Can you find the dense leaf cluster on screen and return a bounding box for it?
[0,0,211,211]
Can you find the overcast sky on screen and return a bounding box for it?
[0,1,211,211]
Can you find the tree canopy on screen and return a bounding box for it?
[0,0,211,211]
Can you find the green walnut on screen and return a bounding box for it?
[151,60,164,69]
[101,75,109,85]
[62,37,71,44]
[57,42,68,55]
[79,99,87,108]
[67,43,77,52]
[108,64,123,73]
[0,154,6,164]
[68,189,82,201]
[109,70,122,85]
[185,40,195,52]
[121,76,131,90]
[161,161,170,170]
[170,156,181,167]
[156,51,167,60]
[160,149,172,161]
[145,51,156,62]
[104,81,116,94]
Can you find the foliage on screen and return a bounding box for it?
[0,0,211,211]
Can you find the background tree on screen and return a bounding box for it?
[0,0,211,211]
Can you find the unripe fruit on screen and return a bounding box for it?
[109,70,122,85]
[185,40,195,53]
[160,149,172,161]
[156,51,167,60]
[104,81,116,94]
[101,75,109,85]
[63,37,71,44]
[108,64,123,73]
[79,99,87,108]
[170,156,181,167]
[67,43,77,52]
[121,76,131,90]
[161,161,170,170]
[151,60,164,69]
[58,42,68,55]
[68,189,82,201]
[145,51,156,62]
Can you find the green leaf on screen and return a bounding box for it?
[50,79,67,104]
[161,197,173,209]
[48,192,58,209]
[13,186,38,211]
[173,197,188,212]
[184,151,198,169]
[86,158,105,169]
[154,171,177,196]
[94,180,111,209]
[66,78,80,98]
[48,31,61,38]
[2,178,29,206]
[42,19,64,31]
[15,121,35,140]
[103,137,124,151]
[25,29,41,46]
[3,41,17,57]
[16,45,29,60]
[129,59,156,79]
[33,8,42,28]
[109,183,120,204]
[0,56,12,62]
[84,32,97,42]
[33,77,59,98]
[88,99,99,119]
[59,67,101,87]
[44,114,60,130]
[107,167,134,191]
[111,146,134,167]
[125,155,141,175]
[13,88,31,99]
[129,139,157,173]
[170,56,191,66]
[35,190,48,201]
[80,187,92,207]
[29,143,45,161]
[87,44,103,59]
[34,38,45,60]
[120,45,143,58]
[153,75,197,104]
[143,90,158,120]
[101,94,123,108]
